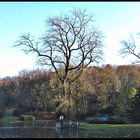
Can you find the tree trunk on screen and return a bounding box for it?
[76,100,79,122]
[61,79,71,120]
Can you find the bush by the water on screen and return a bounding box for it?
[109,115,130,124]
[26,112,56,120]
[13,109,25,117]
[19,115,35,121]
[0,107,5,117]
[86,114,130,124]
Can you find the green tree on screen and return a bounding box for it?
[115,65,140,114]
[97,64,118,114]
[128,88,140,123]
[0,77,17,108]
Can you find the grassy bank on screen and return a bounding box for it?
[0,111,20,122]
[79,123,140,138]
[80,123,140,129]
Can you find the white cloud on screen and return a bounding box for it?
[0,52,37,78]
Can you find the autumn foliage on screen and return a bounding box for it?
[0,65,140,121]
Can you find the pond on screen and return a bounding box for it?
[0,120,86,138]
[0,120,140,138]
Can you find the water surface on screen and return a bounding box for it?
[0,120,140,138]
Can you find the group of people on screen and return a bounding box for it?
[57,114,79,127]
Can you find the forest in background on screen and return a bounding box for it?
[1,8,140,124]
[0,64,140,122]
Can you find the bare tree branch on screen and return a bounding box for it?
[120,33,140,64]
[13,8,103,86]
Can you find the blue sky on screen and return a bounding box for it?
[0,2,140,78]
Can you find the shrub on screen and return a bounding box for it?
[13,109,25,117]
[27,112,57,120]
[109,116,124,124]
[19,115,35,121]
[86,114,130,124]
[86,116,100,124]
[109,115,130,124]
[130,115,140,123]
[0,107,5,117]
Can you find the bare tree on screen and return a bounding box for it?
[120,33,140,64]
[14,8,103,114]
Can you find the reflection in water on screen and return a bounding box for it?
[0,121,82,138]
[55,127,80,138]
[0,126,81,138]
[0,121,140,138]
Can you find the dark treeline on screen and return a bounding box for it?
[0,64,140,121]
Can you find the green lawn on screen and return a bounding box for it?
[80,123,140,129]
[0,112,20,122]
[79,123,140,138]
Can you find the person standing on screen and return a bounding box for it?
[59,114,64,125]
